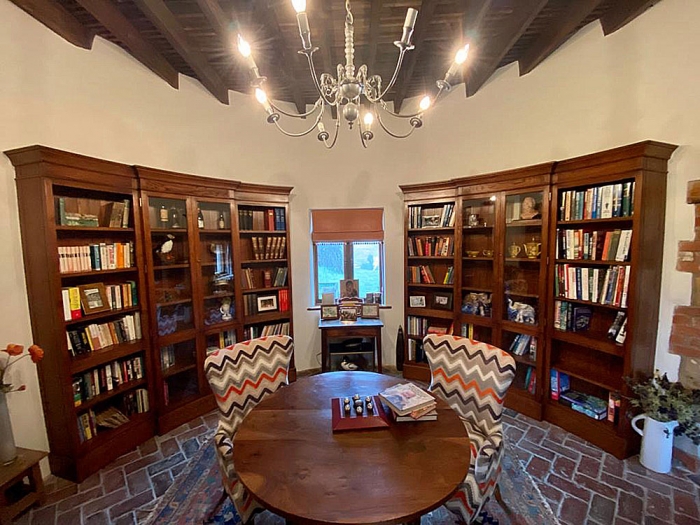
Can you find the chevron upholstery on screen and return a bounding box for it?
[204,335,294,523]
[423,334,516,524]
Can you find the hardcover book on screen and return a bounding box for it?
[378,383,436,416]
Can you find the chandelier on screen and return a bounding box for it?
[237,0,469,148]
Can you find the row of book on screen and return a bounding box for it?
[240,267,288,289]
[160,344,181,371]
[508,334,537,357]
[408,265,454,285]
[559,181,635,221]
[72,355,145,406]
[407,236,454,257]
[408,204,456,229]
[555,229,632,262]
[379,383,437,422]
[524,366,537,395]
[243,321,290,340]
[242,290,291,316]
[250,236,286,260]
[99,200,131,228]
[61,282,137,321]
[555,264,630,308]
[55,197,131,228]
[553,301,592,332]
[66,313,142,355]
[238,208,286,231]
[607,311,628,344]
[76,394,149,443]
[206,330,237,354]
[58,242,134,274]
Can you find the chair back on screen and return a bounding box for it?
[204,335,294,438]
[423,334,515,436]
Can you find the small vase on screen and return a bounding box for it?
[631,414,678,474]
[0,391,18,465]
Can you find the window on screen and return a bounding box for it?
[311,209,384,304]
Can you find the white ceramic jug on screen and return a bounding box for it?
[631,414,678,473]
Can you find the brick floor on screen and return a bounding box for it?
[10,391,700,524]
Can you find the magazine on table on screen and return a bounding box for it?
[378,382,436,416]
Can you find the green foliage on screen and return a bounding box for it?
[625,371,700,445]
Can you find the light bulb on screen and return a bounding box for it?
[237,35,251,58]
[291,0,306,13]
[363,112,374,127]
[490,195,497,202]
[419,96,431,111]
[455,44,470,65]
[255,88,268,104]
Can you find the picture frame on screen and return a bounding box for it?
[321,304,339,320]
[409,295,426,308]
[361,304,380,319]
[339,279,360,299]
[432,292,453,311]
[339,306,358,322]
[78,283,111,315]
[257,294,278,312]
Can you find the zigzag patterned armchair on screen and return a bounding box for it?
[204,335,294,523]
[423,334,516,524]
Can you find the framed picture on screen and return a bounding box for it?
[361,304,380,319]
[78,283,111,314]
[432,292,453,311]
[409,295,426,308]
[321,305,339,320]
[339,306,358,322]
[257,295,278,312]
[339,279,360,299]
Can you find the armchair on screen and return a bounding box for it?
[204,335,294,523]
[423,334,516,523]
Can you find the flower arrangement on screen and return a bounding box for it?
[625,371,700,445]
[1,343,44,393]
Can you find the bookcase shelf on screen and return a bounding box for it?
[75,378,148,413]
[56,226,135,233]
[61,267,138,279]
[65,306,140,326]
[400,141,677,458]
[70,341,145,374]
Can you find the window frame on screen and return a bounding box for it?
[312,240,385,304]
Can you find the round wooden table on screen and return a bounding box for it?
[233,371,471,524]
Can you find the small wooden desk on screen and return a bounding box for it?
[0,448,47,525]
[319,318,383,373]
[234,372,470,525]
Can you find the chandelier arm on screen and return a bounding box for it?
[364,49,408,103]
[272,111,325,138]
[303,52,338,106]
[320,118,341,149]
[377,85,447,119]
[269,98,323,118]
[375,110,420,139]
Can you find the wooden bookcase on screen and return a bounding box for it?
[400,141,676,457]
[6,147,155,481]
[6,146,296,479]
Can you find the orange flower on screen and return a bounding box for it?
[4,344,23,356]
[28,345,44,363]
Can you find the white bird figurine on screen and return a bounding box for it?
[157,234,175,255]
[340,356,358,371]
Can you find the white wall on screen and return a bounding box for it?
[0,0,697,460]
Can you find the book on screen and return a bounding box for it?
[378,383,436,416]
[394,409,438,422]
[573,307,591,332]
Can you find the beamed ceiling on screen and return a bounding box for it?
[10,0,661,112]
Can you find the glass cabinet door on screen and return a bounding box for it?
[196,201,235,330]
[160,338,199,408]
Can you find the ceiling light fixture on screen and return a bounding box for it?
[237,1,469,148]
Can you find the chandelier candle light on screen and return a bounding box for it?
[237,0,470,148]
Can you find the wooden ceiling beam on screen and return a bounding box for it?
[392,0,441,114]
[600,0,659,35]
[74,0,178,88]
[366,0,383,70]
[461,0,493,97]
[9,0,94,50]
[465,0,548,97]
[132,0,230,104]
[318,1,337,120]
[519,0,605,76]
[256,2,307,115]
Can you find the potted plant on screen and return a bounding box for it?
[625,371,700,473]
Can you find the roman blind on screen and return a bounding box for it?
[311,208,384,242]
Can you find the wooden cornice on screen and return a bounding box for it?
[392,0,440,114]
[519,0,606,76]
[600,0,659,35]
[9,0,94,50]
[132,0,230,104]
[465,0,548,97]
[74,0,178,88]
[5,145,133,179]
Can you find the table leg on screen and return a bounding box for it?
[375,329,382,373]
[30,464,45,505]
[321,330,329,372]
